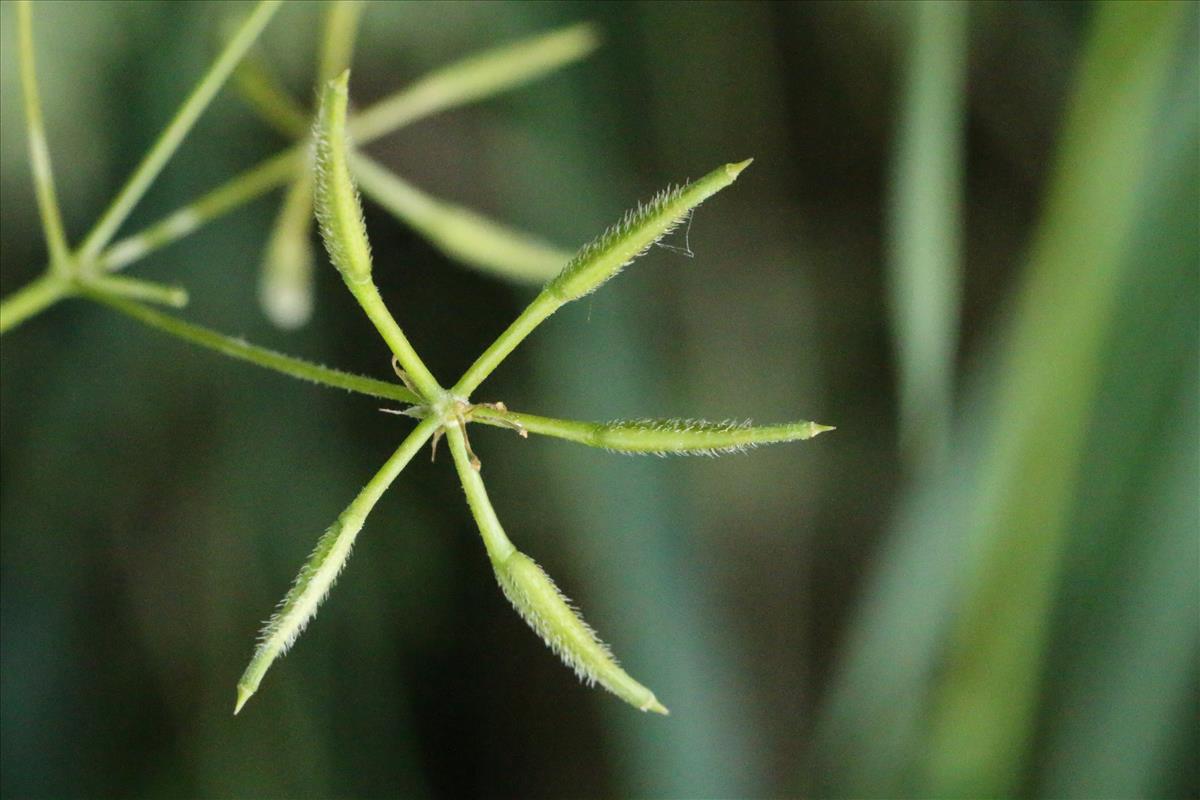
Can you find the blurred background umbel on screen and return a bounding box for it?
[1,2,1195,798]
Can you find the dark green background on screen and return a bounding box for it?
[1,1,1196,798]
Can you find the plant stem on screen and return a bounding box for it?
[347,281,442,398]
[235,414,440,713]
[451,293,565,398]
[446,427,516,560]
[82,290,420,404]
[0,274,71,334]
[319,0,365,85]
[96,149,301,273]
[351,152,568,283]
[94,21,596,278]
[85,274,188,307]
[447,425,668,714]
[16,1,71,273]
[232,54,311,138]
[76,0,283,263]
[348,22,599,143]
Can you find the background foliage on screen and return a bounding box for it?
[1,1,1196,797]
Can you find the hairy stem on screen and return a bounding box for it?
[83,291,419,404]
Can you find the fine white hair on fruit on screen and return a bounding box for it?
[491,549,666,713]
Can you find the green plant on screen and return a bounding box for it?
[1,0,832,716]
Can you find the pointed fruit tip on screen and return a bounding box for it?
[645,697,670,715]
[727,158,754,178]
[812,422,837,436]
[233,685,253,716]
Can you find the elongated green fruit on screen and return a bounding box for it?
[446,427,666,714]
[473,412,834,455]
[494,549,668,714]
[452,160,751,397]
[236,514,364,714]
[313,71,372,284]
[350,22,600,142]
[313,71,443,400]
[235,417,438,713]
[260,173,316,329]
[547,159,752,301]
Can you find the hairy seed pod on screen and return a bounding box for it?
[545,159,751,302]
[493,549,669,714]
[313,70,373,284]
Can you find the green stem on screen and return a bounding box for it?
[235,414,440,713]
[451,293,567,398]
[94,21,597,280]
[447,425,668,714]
[318,0,365,85]
[82,290,419,404]
[86,274,188,308]
[96,148,301,272]
[446,427,516,561]
[0,274,71,334]
[348,22,599,143]
[351,152,569,283]
[17,0,71,272]
[76,0,283,263]
[347,280,442,398]
[232,54,311,138]
[95,22,596,276]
